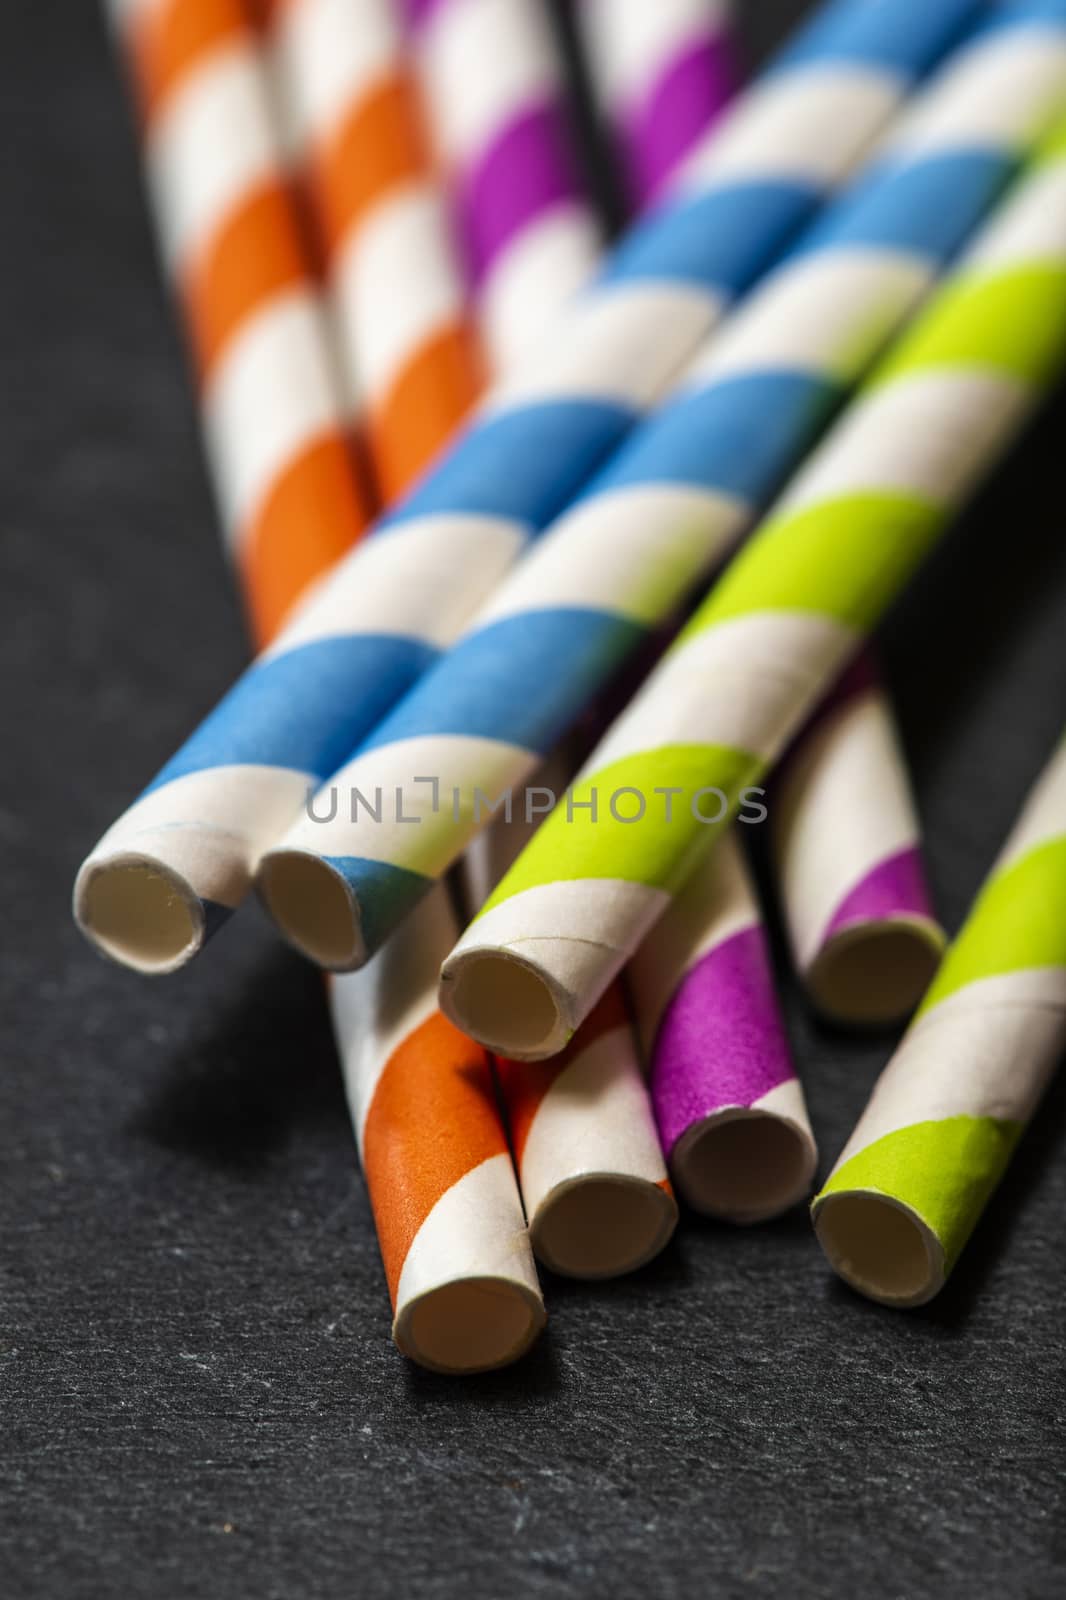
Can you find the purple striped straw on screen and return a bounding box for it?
[772,651,946,1026]
[628,835,818,1223]
[400,0,601,372]
[580,0,811,1222]
[579,0,736,212]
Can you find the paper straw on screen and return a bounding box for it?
[462,765,676,1278]
[253,0,537,1369]
[442,114,1066,1059]
[399,0,601,373]
[627,831,817,1222]
[261,0,537,1366]
[106,0,374,647]
[77,0,976,976]
[594,0,812,1223]
[812,735,1066,1307]
[329,885,544,1370]
[586,0,808,1208]
[496,987,676,1278]
[262,0,484,501]
[261,0,1051,974]
[578,0,736,212]
[773,649,946,1023]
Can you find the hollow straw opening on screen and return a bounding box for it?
[813,1190,944,1308]
[257,851,365,971]
[531,1175,679,1279]
[393,1277,546,1374]
[440,952,569,1059]
[806,918,946,1026]
[76,857,204,975]
[672,1109,817,1223]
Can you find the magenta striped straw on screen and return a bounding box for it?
[578,0,737,212]
[400,0,601,372]
[771,650,945,1026]
[582,0,810,1220]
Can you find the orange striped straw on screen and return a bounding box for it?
[252,0,534,1368]
[109,0,374,646]
[330,886,544,1374]
[260,0,484,503]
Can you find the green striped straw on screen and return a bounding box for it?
[440,116,1066,1062]
[812,733,1066,1306]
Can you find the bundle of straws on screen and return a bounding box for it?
[80,0,1066,1372]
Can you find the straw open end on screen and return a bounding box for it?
[439,950,570,1060]
[258,850,365,971]
[813,1190,944,1308]
[672,1108,817,1223]
[531,1174,678,1279]
[393,1277,546,1375]
[807,916,946,1025]
[74,855,205,975]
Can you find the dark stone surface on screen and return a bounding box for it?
[2,3,1065,1595]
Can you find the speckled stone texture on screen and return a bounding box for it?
[2,3,1065,1595]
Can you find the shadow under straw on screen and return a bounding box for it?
[403,1326,565,1405]
[131,948,348,1173]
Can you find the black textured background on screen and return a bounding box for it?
[3,3,1066,1595]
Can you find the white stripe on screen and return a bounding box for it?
[686,248,932,387]
[753,1076,813,1128]
[147,39,278,271]
[331,181,467,407]
[831,967,1066,1173]
[460,752,576,911]
[580,0,730,110]
[394,1152,540,1326]
[884,30,1066,160]
[476,483,748,628]
[271,0,399,144]
[778,369,1032,519]
[417,0,560,168]
[590,611,857,773]
[628,831,758,1052]
[280,734,536,871]
[993,741,1066,874]
[268,512,526,657]
[80,763,314,908]
[963,156,1066,275]
[485,279,721,413]
[202,289,341,549]
[330,884,458,1151]
[519,1025,668,1218]
[479,207,602,374]
[449,878,672,1031]
[460,879,672,964]
[677,65,901,195]
[776,689,921,968]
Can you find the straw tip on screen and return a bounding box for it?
[392,1277,547,1375]
[672,1106,818,1224]
[530,1174,679,1280]
[806,914,947,1027]
[73,852,208,975]
[439,947,572,1061]
[811,1187,945,1308]
[257,848,367,972]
